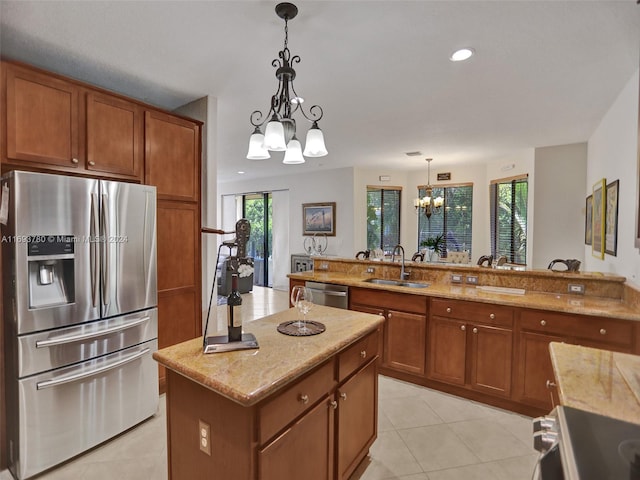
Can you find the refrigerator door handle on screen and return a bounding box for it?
[101,193,110,307]
[35,316,151,348]
[36,348,150,390]
[90,193,99,308]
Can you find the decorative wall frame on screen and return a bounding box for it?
[302,202,336,236]
[585,195,593,245]
[605,180,619,256]
[592,178,606,259]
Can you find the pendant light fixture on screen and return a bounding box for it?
[414,158,444,218]
[246,2,328,163]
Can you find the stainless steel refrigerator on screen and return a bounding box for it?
[1,171,158,480]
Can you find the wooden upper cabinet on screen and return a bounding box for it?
[145,110,200,202]
[86,92,142,178]
[5,63,80,168]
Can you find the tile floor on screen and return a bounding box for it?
[0,286,540,480]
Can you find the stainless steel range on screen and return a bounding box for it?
[533,405,640,479]
[2,171,159,479]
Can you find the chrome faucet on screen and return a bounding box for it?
[391,244,410,280]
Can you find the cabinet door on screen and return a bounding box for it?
[145,110,200,202]
[469,325,513,397]
[428,316,466,385]
[259,397,334,480]
[385,310,427,376]
[5,64,80,167]
[350,305,385,364]
[86,92,142,179]
[516,331,565,409]
[336,361,377,480]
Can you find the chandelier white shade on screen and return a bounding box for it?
[246,3,328,164]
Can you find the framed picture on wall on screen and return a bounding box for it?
[302,202,336,236]
[585,195,593,245]
[605,180,619,256]
[592,178,606,259]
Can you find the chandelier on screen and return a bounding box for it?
[414,158,444,218]
[246,2,328,164]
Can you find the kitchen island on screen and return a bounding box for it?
[153,305,384,480]
[549,342,640,424]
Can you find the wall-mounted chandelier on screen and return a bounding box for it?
[414,158,444,218]
[246,2,328,164]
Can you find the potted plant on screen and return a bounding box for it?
[420,234,444,261]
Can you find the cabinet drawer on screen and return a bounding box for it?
[338,329,379,382]
[259,359,336,445]
[521,310,633,347]
[431,298,514,327]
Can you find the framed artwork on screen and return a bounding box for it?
[302,202,336,236]
[585,195,592,245]
[592,178,606,260]
[605,180,619,256]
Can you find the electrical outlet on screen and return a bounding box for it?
[366,267,375,274]
[568,284,585,295]
[317,262,329,271]
[451,274,462,284]
[466,275,478,285]
[199,420,211,455]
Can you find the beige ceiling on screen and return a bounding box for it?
[1,1,639,183]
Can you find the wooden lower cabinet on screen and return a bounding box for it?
[516,331,564,409]
[336,361,377,480]
[428,316,466,386]
[350,287,427,378]
[259,396,334,480]
[427,298,514,399]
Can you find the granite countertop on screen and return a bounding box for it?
[549,342,640,424]
[153,305,383,407]
[290,271,640,321]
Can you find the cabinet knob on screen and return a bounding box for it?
[546,380,557,389]
[460,325,466,331]
[330,400,338,410]
[88,160,95,166]
[71,158,79,164]
[600,328,607,335]
[388,312,392,318]
[472,327,478,334]
[446,307,452,313]
[360,350,367,359]
[340,392,347,401]
[299,394,309,404]
[489,313,495,320]
[540,320,547,326]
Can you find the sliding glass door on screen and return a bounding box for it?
[243,193,273,287]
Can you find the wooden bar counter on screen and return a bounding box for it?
[153,305,384,480]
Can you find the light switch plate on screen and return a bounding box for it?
[568,284,585,294]
[451,274,462,284]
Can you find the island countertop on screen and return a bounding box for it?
[153,305,383,407]
[549,342,640,424]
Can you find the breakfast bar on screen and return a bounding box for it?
[153,305,384,480]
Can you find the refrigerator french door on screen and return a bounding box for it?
[2,171,159,480]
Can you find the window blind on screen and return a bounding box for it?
[367,186,402,253]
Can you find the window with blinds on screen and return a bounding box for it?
[417,184,473,258]
[367,186,401,253]
[490,175,528,265]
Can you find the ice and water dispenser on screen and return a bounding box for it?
[27,235,75,309]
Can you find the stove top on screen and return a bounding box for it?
[559,406,640,480]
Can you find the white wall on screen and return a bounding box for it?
[532,143,587,269]
[218,166,355,270]
[585,68,640,283]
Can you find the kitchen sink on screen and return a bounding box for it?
[362,278,430,288]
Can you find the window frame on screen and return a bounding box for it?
[366,185,402,254]
[490,174,529,265]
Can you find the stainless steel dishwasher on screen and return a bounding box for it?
[305,281,349,309]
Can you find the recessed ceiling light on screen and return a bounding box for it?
[450,48,474,62]
[237,171,245,174]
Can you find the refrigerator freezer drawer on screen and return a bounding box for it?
[17,308,158,378]
[9,340,159,480]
